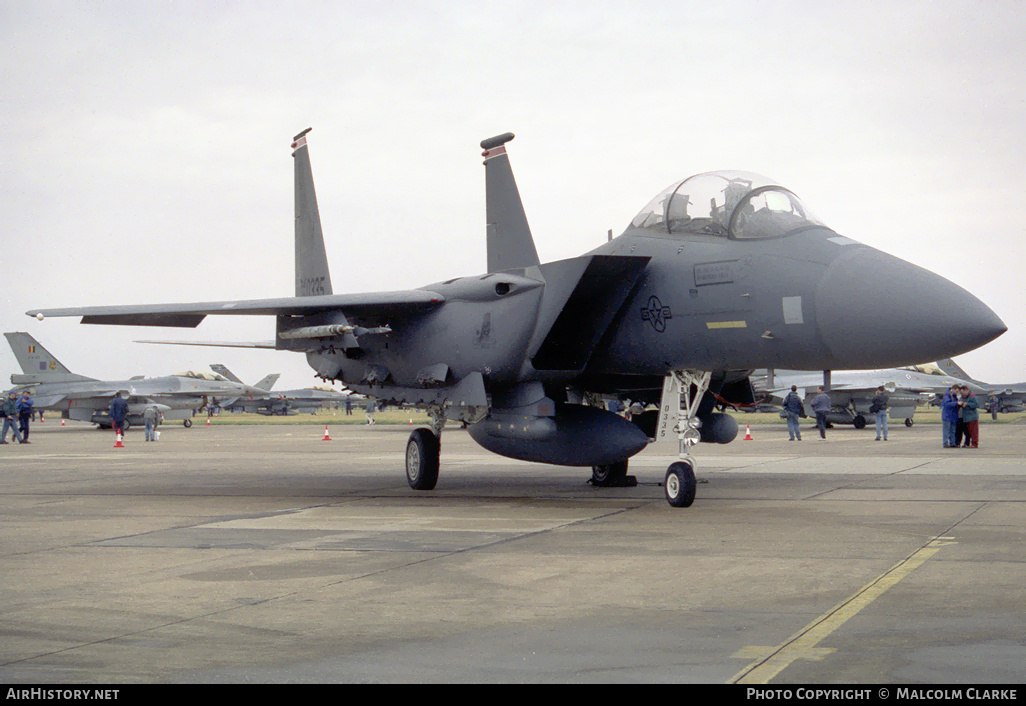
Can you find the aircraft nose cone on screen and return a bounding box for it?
[815,247,1005,368]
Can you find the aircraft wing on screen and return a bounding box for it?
[27,290,446,328]
[988,389,1026,412]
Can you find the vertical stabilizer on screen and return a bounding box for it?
[292,128,333,297]
[5,332,76,376]
[935,358,974,381]
[481,133,540,273]
[254,374,280,391]
[209,364,243,383]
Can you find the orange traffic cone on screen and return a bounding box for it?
[114,432,124,448]
[60,418,66,427]
[743,424,754,441]
[322,425,332,441]
[206,417,211,426]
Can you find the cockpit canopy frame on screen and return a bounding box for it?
[629,170,825,240]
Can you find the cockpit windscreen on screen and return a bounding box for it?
[629,170,824,239]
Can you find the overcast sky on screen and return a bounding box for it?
[3,0,1024,392]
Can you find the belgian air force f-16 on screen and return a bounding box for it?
[757,365,990,429]
[915,359,1026,414]
[27,130,1006,506]
[4,332,272,428]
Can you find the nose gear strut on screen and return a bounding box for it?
[657,370,712,507]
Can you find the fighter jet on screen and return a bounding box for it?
[209,364,345,415]
[4,332,271,428]
[208,365,280,398]
[915,359,1026,414]
[27,130,1006,506]
[758,366,988,429]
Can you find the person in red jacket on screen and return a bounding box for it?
[959,385,980,448]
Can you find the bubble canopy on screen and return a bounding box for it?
[629,170,825,240]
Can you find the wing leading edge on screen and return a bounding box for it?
[27,290,446,328]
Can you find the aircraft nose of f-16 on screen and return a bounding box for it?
[815,246,1006,368]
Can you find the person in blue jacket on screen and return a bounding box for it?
[2,391,25,444]
[17,391,34,442]
[809,386,832,440]
[109,392,129,437]
[941,385,959,448]
[782,385,805,441]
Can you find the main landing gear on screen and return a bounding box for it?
[405,406,445,491]
[401,370,713,508]
[659,370,711,508]
[405,428,439,490]
[590,460,636,487]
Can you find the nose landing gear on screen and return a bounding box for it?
[658,370,711,508]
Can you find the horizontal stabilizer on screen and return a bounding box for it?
[36,387,124,400]
[138,340,278,349]
[29,290,445,328]
[29,394,67,408]
[12,372,96,385]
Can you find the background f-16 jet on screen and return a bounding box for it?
[757,365,990,429]
[210,364,348,415]
[27,130,1006,506]
[5,332,271,428]
[916,359,1026,415]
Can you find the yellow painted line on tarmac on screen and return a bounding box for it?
[729,538,954,684]
[706,320,747,329]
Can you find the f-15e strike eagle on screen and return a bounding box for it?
[209,364,347,416]
[28,129,1006,506]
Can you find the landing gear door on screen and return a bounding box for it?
[656,374,680,444]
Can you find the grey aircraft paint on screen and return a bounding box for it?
[5,332,272,427]
[922,358,1026,413]
[756,366,986,428]
[210,363,345,415]
[26,131,1007,505]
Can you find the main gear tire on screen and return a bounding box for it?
[406,428,440,491]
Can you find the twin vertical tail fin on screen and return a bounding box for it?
[293,129,539,285]
[292,128,333,297]
[209,364,278,392]
[481,133,540,274]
